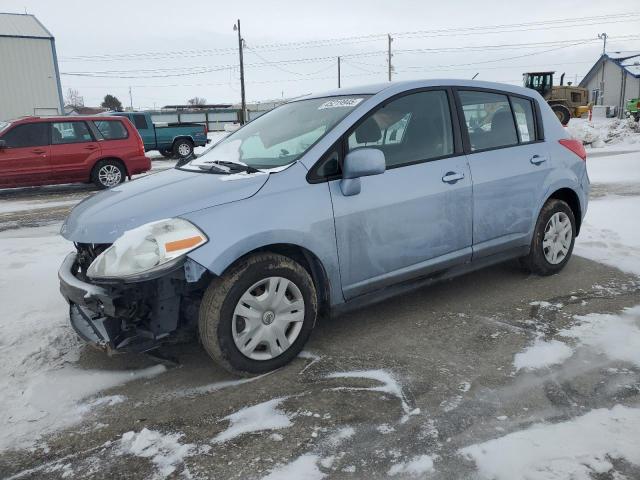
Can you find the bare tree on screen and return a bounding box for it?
[65,88,84,108]
[187,96,207,106]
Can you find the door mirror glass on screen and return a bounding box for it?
[342,148,385,179]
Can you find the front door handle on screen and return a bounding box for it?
[530,154,547,165]
[442,171,465,184]
[84,145,99,151]
[31,149,46,155]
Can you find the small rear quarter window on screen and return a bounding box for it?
[92,120,129,140]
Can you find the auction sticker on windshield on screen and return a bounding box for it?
[318,98,364,109]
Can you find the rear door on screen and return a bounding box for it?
[0,122,50,188]
[49,121,101,183]
[455,89,549,258]
[328,89,473,300]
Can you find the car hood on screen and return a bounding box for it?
[61,168,269,243]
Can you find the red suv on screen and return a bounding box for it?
[0,116,151,189]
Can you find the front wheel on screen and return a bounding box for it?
[199,253,317,376]
[173,139,194,160]
[521,199,576,276]
[91,159,126,189]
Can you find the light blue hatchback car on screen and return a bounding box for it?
[59,79,589,375]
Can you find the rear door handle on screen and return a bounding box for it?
[442,171,465,184]
[530,154,547,165]
[31,149,46,154]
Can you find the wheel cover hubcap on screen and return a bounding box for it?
[178,144,191,156]
[232,276,305,361]
[543,211,572,265]
[98,165,121,187]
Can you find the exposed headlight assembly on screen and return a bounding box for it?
[87,218,207,281]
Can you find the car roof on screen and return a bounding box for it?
[9,115,126,124]
[302,78,536,100]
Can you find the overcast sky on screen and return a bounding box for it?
[4,0,640,109]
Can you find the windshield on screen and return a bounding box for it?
[182,95,369,172]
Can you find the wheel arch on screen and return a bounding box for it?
[172,135,195,147]
[219,243,331,320]
[547,187,582,235]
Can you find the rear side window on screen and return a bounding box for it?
[459,91,518,152]
[92,120,129,140]
[347,90,454,168]
[511,97,536,143]
[51,122,93,144]
[133,114,148,130]
[2,123,49,147]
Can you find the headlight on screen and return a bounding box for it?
[87,218,207,280]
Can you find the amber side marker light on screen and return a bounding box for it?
[165,235,204,252]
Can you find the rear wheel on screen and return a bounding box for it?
[551,104,571,126]
[199,253,317,376]
[521,199,576,276]
[173,138,194,160]
[91,159,126,189]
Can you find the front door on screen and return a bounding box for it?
[329,89,473,300]
[456,89,550,258]
[0,122,50,188]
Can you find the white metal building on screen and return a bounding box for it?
[579,51,640,116]
[0,13,64,121]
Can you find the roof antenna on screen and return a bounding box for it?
[472,73,479,80]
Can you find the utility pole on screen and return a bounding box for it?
[598,33,608,105]
[337,56,341,88]
[234,20,246,124]
[387,34,393,82]
[129,86,133,111]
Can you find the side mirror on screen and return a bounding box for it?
[0,140,5,149]
[340,148,385,196]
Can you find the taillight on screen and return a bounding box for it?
[136,132,144,156]
[203,123,208,135]
[636,101,640,109]
[559,138,586,161]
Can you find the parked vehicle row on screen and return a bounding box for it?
[0,116,150,189]
[58,79,589,376]
[112,111,210,159]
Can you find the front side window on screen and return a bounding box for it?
[92,120,129,140]
[183,95,369,171]
[511,97,536,143]
[1,123,49,148]
[347,90,454,168]
[51,122,93,145]
[459,90,518,151]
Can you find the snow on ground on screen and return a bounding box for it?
[0,199,79,214]
[388,454,436,477]
[513,339,574,371]
[261,454,325,480]
[117,428,196,479]
[212,397,292,444]
[0,224,166,451]
[461,405,640,480]
[560,306,640,368]
[567,117,640,149]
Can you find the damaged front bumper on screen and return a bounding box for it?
[58,252,206,354]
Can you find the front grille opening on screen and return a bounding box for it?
[75,242,112,277]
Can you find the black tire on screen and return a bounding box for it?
[173,138,194,160]
[90,159,126,189]
[521,199,576,276]
[199,253,318,376]
[634,113,640,123]
[159,149,174,159]
[551,104,571,126]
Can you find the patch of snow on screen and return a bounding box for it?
[325,426,355,447]
[377,424,395,434]
[513,339,574,371]
[175,376,259,397]
[567,118,640,149]
[261,454,325,480]
[388,454,436,476]
[212,397,292,443]
[0,199,79,214]
[560,306,640,368]
[118,428,195,479]
[574,195,640,277]
[461,405,640,480]
[0,224,167,451]
[326,369,411,415]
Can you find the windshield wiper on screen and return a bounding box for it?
[197,160,261,174]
